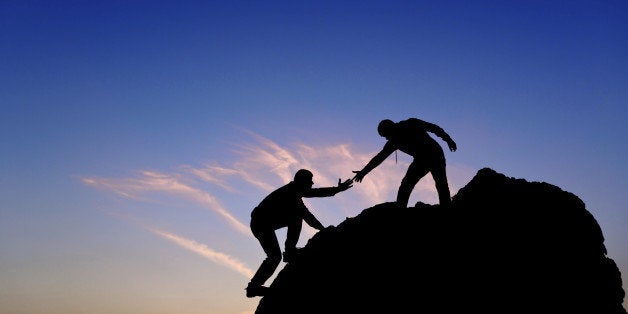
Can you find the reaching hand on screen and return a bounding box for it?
[352,170,365,183]
[337,178,353,191]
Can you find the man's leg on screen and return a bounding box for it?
[431,162,451,207]
[397,161,429,208]
[247,229,281,297]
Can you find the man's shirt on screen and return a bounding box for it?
[251,182,337,230]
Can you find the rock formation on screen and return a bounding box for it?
[255,168,626,314]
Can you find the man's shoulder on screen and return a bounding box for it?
[271,182,295,195]
[261,182,294,202]
[396,117,425,130]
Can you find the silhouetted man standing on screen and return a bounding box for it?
[246,169,353,297]
[353,118,457,207]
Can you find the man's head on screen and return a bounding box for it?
[377,119,395,138]
[293,169,314,191]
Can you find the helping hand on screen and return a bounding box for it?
[352,170,365,183]
[337,178,353,191]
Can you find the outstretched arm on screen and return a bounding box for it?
[303,178,353,197]
[418,119,457,152]
[353,141,396,182]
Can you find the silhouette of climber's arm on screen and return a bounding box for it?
[353,141,396,182]
[412,118,457,152]
[303,208,325,230]
[284,205,324,262]
[285,219,303,252]
[303,179,353,197]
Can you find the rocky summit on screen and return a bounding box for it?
[255,168,625,314]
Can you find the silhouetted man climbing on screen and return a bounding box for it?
[246,169,353,298]
[353,118,457,207]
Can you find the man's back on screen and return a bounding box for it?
[388,118,443,158]
[252,183,302,229]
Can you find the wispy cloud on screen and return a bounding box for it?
[232,131,302,186]
[82,170,250,236]
[183,164,240,192]
[148,227,254,278]
[103,210,254,278]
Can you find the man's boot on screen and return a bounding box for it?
[245,283,269,298]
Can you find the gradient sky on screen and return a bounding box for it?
[1,1,627,313]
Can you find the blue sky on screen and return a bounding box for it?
[1,1,627,313]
